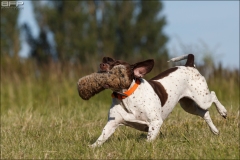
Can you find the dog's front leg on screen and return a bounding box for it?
[90,100,125,147]
[147,120,163,142]
[90,120,119,148]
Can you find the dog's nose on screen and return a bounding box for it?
[100,63,107,69]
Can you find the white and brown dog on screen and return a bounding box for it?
[90,54,227,147]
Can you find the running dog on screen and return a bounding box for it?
[89,54,227,147]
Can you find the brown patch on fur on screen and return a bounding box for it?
[179,97,200,115]
[148,80,168,107]
[131,59,154,77]
[185,54,195,67]
[101,57,154,83]
[150,67,178,80]
[124,122,149,132]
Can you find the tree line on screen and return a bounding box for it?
[2,0,238,78]
[1,0,169,69]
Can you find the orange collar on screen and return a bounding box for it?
[111,79,141,100]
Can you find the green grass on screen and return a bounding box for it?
[1,62,239,159]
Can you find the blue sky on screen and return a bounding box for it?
[18,1,239,69]
[162,1,239,69]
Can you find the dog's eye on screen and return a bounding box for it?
[114,62,120,66]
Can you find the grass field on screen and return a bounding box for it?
[1,59,239,159]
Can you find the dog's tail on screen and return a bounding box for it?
[168,54,195,67]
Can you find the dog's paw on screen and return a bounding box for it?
[88,143,101,148]
[215,104,227,119]
[219,109,227,119]
[88,144,96,148]
[222,112,227,119]
[210,127,219,135]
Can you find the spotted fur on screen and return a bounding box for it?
[86,54,227,147]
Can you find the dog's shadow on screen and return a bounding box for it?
[135,131,165,143]
[89,130,165,146]
[136,133,147,142]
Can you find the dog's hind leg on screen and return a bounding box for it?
[210,91,227,118]
[191,90,227,119]
[179,97,219,134]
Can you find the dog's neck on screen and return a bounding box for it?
[112,79,141,100]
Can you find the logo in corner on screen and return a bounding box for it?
[1,1,24,10]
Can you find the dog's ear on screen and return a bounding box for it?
[102,57,115,63]
[132,59,154,78]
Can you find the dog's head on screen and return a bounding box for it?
[99,57,154,90]
[78,57,154,100]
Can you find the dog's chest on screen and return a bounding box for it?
[121,79,161,120]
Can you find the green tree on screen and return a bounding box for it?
[21,23,52,65]
[134,1,168,59]
[99,0,168,62]
[33,0,98,63]
[100,1,135,59]
[1,8,20,58]
[31,0,169,68]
